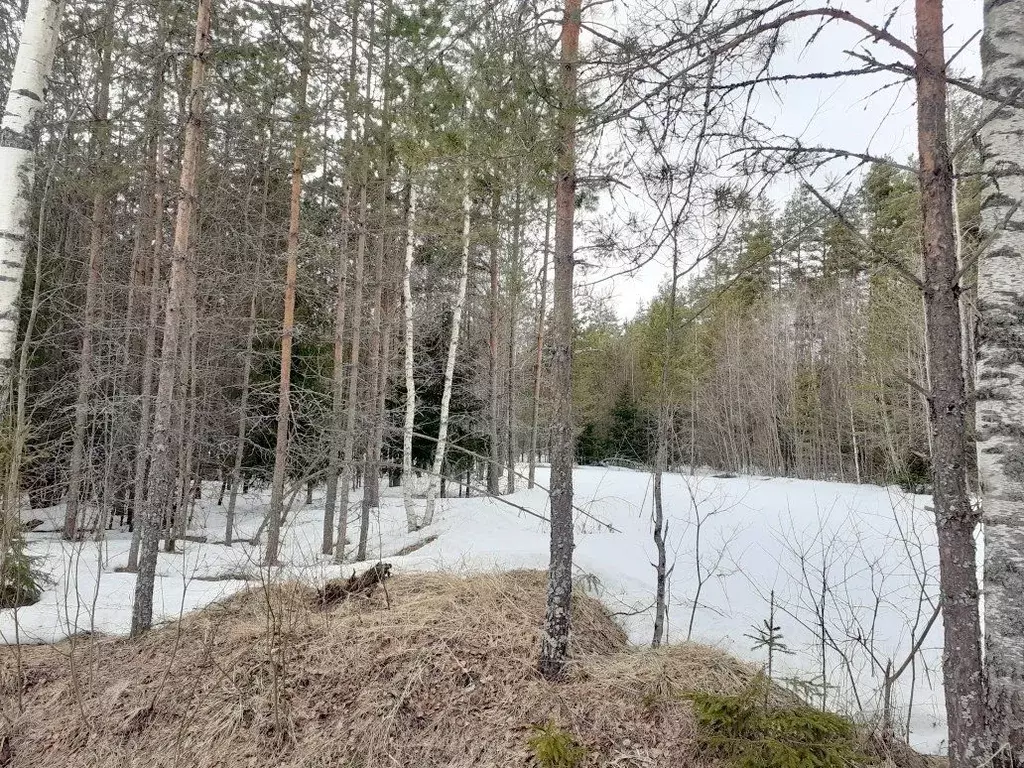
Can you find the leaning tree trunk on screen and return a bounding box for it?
[131,0,211,638]
[538,0,580,681]
[401,181,418,530]
[978,0,1024,760]
[265,0,311,566]
[0,0,63,398]
[914,1,987,765]
[421,166,471,528]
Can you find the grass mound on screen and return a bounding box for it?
[0,570,923,767]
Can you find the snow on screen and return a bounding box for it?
[3,466,946,754]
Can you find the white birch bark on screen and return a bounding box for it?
[978,0,1024,755]
[402,182,418,531]
[421,169,470,528]
[0,0,63,384]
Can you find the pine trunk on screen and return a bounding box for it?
[539,0,579,681]
[914,2,987,764]
[266,0,311,566]
[131,0,211,637]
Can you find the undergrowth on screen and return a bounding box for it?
[528,721,588,768]
[688,676,866,768]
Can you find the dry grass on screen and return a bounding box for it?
[0,570,924,768]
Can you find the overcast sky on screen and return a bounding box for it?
[596,0,983,319]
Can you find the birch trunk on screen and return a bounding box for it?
[914,2,987,764]
[487,188,502,496]
[978,0,1024,759]
[0,0,63,394]
[131,0,211,637]
[421,167,471,528]
[528,194,551,489]
[266,0,311,566]
[401,181,418,530]
[538,0,579,681]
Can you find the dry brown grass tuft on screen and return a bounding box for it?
[0,570,921,768]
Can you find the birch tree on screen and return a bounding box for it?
[421,166,471,529]
[401,181,418,530]
[0,0,63,395]
[977,0,1024,759]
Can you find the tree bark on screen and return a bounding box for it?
[334,181,367,563]
[528,193,551,489]
[421,167,471,528]
[224,288,257,546]
[978,0,1024,760]
[322,1,359,556]
[914,2,987,765]
[539,0,579,681]
[131,0,211,637]
[487,187,502,496]
[65,0,116,539]
[401,181,418,530]
[266,0,312,566]
[0,0,63,397]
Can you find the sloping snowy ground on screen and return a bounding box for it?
[1,466,945,753]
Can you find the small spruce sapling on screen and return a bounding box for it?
[744,590,793,702]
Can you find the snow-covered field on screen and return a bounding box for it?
[2,466,945,753]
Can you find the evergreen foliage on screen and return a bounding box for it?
[527,721,588,768]
[688,678,864,768]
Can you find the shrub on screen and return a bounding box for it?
[0,534,43,609]
[528,721,588,768]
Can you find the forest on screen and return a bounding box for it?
[1,0,1023,766]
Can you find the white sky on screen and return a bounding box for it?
[597,0,983,319]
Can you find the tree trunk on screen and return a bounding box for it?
[225,288,257,546]
[322,0,359,556]
[401,181,418,530]
[914,2,987,765]
[539,0,579,681]
[978,0,1024,760]
[506,185,522,494]
[421,166,471,528]
[528,194,551,489]
[0,0,63,396]
[65,0,116,540]
[487,188,502,496]
[266,0,311,566]
[127,135,167,571]
[131,0,211,638]
[334,182,368,563]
